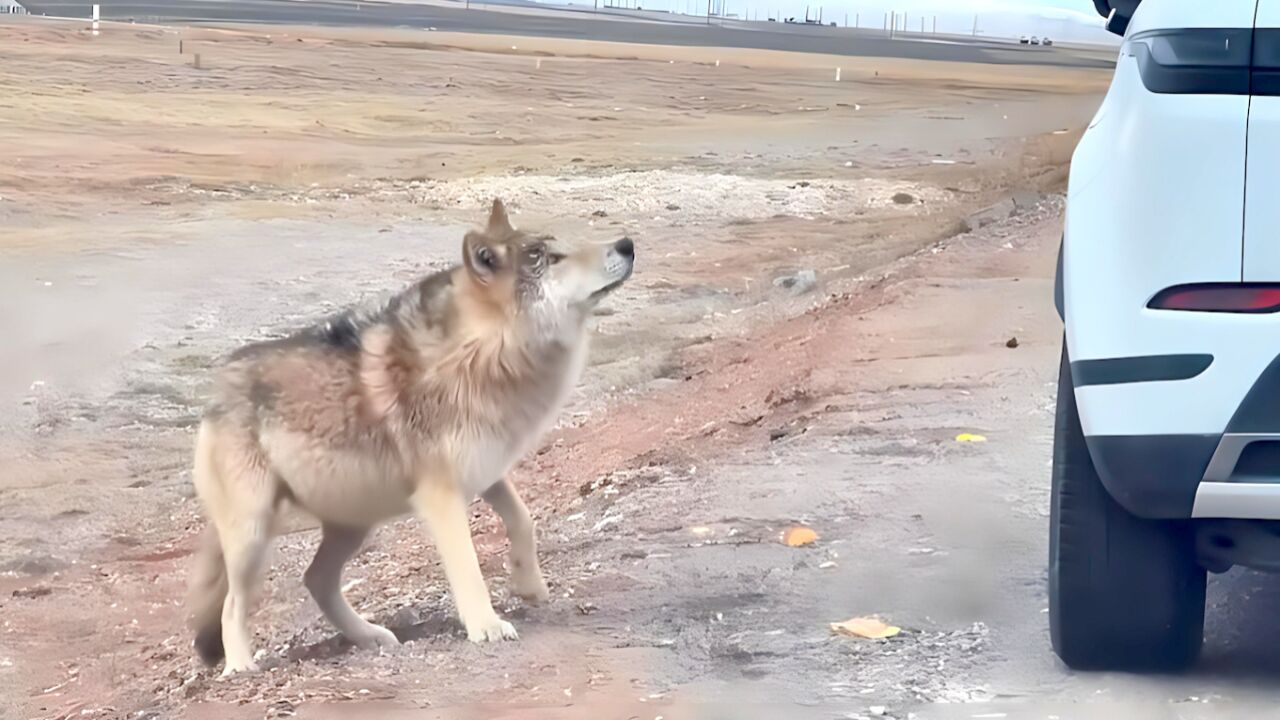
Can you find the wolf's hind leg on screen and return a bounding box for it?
[305,523,399,651]
[216,498,274,676]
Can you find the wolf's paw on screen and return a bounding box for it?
[465,615,519,643]
[220,659,260,678]
[351,623,400,652]
[512,572,551,606]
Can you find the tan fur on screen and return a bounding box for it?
[187,200,634,673]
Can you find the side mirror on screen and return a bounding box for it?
[1093,0,1139,37]
[1106,8,1131,36]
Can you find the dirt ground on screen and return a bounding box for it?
[0,17,1217,720]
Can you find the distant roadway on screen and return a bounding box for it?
[16,0,1116,68]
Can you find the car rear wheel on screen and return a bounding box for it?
[1049,344,1206,670]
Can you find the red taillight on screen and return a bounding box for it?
[1149,284,1280,313]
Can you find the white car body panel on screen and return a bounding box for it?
[1062,0,1280,519]
[1066,1,1255,437]
[1125,0,1257,34]
[1244,1,1280,279]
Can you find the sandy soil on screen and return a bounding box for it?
[0,17,1116,719]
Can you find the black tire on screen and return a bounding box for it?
[1049,343,1206,671]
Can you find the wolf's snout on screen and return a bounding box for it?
[608,237,635,280]
[591,237,634,301]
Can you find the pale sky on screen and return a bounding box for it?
[590,0,1117,43]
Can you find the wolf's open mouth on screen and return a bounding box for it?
[590,278,627,300]
[590,260,633,301]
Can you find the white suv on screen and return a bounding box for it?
[1055,0,1280,670]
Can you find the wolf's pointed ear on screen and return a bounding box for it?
[463,231,500,284]
[487,198,513,234]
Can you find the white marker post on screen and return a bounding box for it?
[91,3,99,35]
[536,58,542,70]
[835,67,841,82]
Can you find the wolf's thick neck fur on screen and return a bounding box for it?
[353,265,588,446]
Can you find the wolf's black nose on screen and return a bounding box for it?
[615,237,635,259]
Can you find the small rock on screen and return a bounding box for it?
[591,209,608,218]
[1011,190,1041,210]
[665,203,681,211]
[648,378,681,392]
[576,602,599,615]
[870,707,887,717]
[12,586,52,599]
[593,514,623,531]
[773,269,818,295]
[961,198,1016,233]
[1006,337,1019,349]
[388,606,421,630]
[891,192,915,205]
[1,554,67,577]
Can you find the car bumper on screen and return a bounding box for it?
[1072,343,1280,519]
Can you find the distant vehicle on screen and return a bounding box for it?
[829,21,836,26]
[1030,36,1041,45]
[1020,35,1031,44]
[1042,37,1054,46]
[767,16,776,21]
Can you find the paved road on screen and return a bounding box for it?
[17,0,1115,68]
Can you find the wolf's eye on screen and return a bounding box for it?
[476,246,497,270]
[548,252,567,265]
[526,246,545,264]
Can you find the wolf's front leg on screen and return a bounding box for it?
[483,479,550,604]
[414,479,518,642]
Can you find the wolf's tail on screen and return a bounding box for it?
[188,524,228,665]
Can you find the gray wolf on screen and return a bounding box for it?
[187,200,635,674]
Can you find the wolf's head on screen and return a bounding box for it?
[459,199,634,342]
